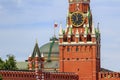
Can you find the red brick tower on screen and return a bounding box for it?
[28,41,45,71]
[59,0,101,80]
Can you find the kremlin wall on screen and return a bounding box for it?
[0,0,120,80]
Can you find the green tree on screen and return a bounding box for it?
[3,54,18,70]
[0,58,4,69]
[0,54,18,70]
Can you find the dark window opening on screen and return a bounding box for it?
[87,34,91,41]
[86,58,88,60]
[67,58,70,60]
[76,47,79,52]
[76,58,79,60]
[67,47,70,52]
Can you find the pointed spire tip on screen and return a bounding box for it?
[41,53,44,57]
[36,39,38,44]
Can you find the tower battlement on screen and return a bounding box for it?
[99,72,120,80]
[69,0,90,4]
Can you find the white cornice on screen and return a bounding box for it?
[59,42,96,45]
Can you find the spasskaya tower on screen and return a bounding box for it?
[59,0,101,80]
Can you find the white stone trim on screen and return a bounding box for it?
[91,34,96,37]
[59,35,63,38]
[59,41,96,45]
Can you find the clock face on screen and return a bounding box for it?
[71,12,84,27]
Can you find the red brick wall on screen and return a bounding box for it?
[44,72,79,80]
[0,70,36,80]
[0,70,79,80]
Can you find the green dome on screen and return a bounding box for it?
[39,37,59,71]
[40,41,59,54]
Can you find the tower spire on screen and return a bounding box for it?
[92,22,95,34]
[36,39,38,44]
[59,23,63,35]
[75,29,79,38]
[68,28,72,38]
[97,22,100,33]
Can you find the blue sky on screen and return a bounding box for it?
[0,0,120,72]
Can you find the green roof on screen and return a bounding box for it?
[40,42,59,53]
[16,62,28,70]
[44,61,59,68]
[16,61,59,70]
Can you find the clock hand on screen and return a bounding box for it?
[76,14,78,21]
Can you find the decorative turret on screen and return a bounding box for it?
[65,27,68,33]
[40,53,44,71]
[70,24,72,28]
[95,23,101,45]
[91,23,97,43]
[75,29,79,43]
[28,53,32,70]
[68,28,72,38]
[91,22,96,37]
[35,53,39,70]
[75,29,79,37]
[96,23,100,38]
[59,24,63,43]
[87,23,89,28]
[66,23,69,28]
[35,53,40,80]
[83,24,86,28]
[59,24,63,36]
[28,40,43,71]
[84,26,88,37]
[80,29,83,34]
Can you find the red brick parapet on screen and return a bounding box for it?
[0,70,79,80]
[0,70,36,80]
[99,72,120,80]
[44,72,79,80]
